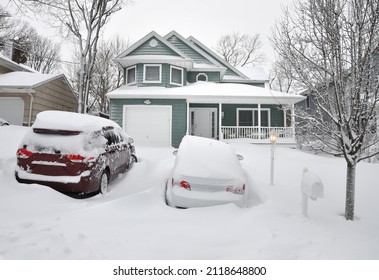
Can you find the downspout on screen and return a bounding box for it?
[26,91,34,126]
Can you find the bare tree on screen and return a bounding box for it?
[12,0,131,113]
[0,7,13,43]
[272,0,379,220]
[269,58,299,93]
[214,32,265,67]
[88,35,129,113]
[26,36,61,73]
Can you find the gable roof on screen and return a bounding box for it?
[0,72,63,87]
[114,30,267,83]
[187,35,250,80]
[114,31,193,69]
[0,71,76,99]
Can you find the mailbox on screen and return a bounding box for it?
[301,167,324,201]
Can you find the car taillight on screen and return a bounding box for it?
[171,179,191,190]
[226,184,246,194]
[16,148,33,158]
[65,154,96,163]
[65,154,85,162]
[180,180,191,190]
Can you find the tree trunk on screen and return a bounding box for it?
[345,162,357,220]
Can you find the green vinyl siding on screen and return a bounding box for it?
[109,98,187,148]
[126,63,186,88]
[129,37,181,57]
[167,35,214,65]
[187,71,221,83]
[191,42,242,78]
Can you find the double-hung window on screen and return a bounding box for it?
[170,66,183,86]
[126,66,136,85]
[144,64,162,83]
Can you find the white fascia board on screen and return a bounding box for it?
[115,31,190,60]
[116,55,193,70]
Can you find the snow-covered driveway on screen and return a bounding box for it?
[0,125,378,259]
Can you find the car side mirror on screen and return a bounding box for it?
[173,150,178,156]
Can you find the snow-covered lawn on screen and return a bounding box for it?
[0,125,378,260]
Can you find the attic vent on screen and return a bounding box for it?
[149,39,158,48]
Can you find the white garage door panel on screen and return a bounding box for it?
[124,106,171,147]
[0,97,24,125]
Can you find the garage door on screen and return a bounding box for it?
[123,105,171,147]
[0,97,24,125]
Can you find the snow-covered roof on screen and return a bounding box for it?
[116,55,193,70]
[107,82,306,105]
[236,66,269,81]
[0,54,36,73]
[115,31,189,60]
[32,111,120,132]
[0,72,63,88]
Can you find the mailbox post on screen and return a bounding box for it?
[301,167,324,217]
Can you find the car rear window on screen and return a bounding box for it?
[20,128,107,156]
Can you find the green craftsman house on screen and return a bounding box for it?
[107,31,305,147]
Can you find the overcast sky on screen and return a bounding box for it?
[104,0,294,68]
[2,0,294,70]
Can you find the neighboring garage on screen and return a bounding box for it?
[123,105,172,147]
[0,97,24,125]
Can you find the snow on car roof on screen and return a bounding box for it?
[32,111,121,132]
[172,135,245,181]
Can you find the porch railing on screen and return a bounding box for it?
[221,126,295,140]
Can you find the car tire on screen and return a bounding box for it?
[131,154,137,163]
[99,171,109,195]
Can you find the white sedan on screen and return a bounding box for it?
[165,135,247,208]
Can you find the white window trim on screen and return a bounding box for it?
[126,65,137,85]
[143,64,162,83]
[196,73,208,82]
[236,108,271,127]
[170,65,184,86]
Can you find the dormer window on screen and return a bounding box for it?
[144,64,162,83]
[126,66,136,85]
[170,66,183,86]
[196,73,208,82]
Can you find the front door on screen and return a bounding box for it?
[190,108,217,139]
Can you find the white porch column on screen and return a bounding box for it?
[291,104,296,136]
[219,103,223,140]
[258,103,261,139]
[186,101,190,135]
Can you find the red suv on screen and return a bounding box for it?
[15,111,137,196]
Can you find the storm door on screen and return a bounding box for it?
[189,108,217,139]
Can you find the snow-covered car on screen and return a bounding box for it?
[165,135,247,208]
[0,117,10,126]
[15,111,137,196]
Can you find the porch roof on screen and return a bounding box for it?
[107,82,306,105]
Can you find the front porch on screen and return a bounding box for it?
[220,126,296,144]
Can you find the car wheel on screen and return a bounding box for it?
[99,171,109,195]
